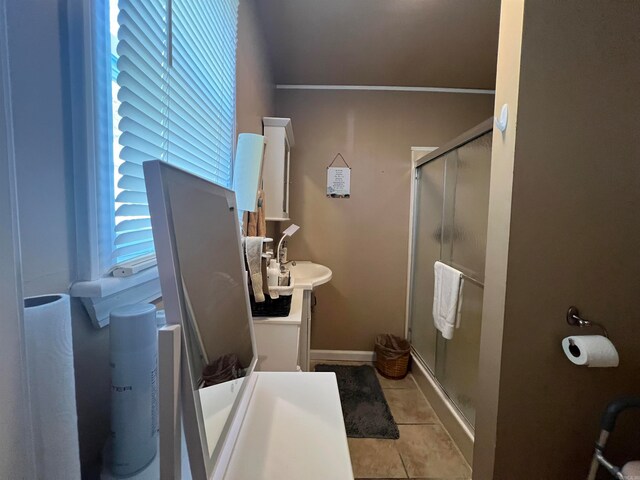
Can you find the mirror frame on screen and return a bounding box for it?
[144,160,258,479]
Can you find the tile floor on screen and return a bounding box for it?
[312,361,471,480]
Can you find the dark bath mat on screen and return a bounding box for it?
[315,364,399,439]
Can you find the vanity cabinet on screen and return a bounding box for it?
[253,289,302,372]
[262,117,294,221]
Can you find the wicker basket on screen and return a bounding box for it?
[374,334,411,379]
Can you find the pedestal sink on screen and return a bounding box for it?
[288,261,332,290]
[286,261,332,372]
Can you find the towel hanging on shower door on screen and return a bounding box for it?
[432,261,464,340]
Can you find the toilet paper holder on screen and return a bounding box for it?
[566,306,609,338]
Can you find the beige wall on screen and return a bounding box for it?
[236,0,274,136]
[473,0,524,477]
[275,89,494,351]
[236,0,277,240]
[475,2,640,478]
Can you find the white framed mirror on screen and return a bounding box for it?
[144,160,257,479]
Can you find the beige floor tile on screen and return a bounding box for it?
[396,425,471,479]
[377,371,417,389]
[384,388,439,424]
[347,438,407,479]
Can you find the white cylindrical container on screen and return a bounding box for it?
[267,259,280,283]
[109,304,158,476]
[24,294,81,480]
[268,259,280,299]
[279,246,288,264]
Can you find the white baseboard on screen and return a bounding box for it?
[310,350,376,363]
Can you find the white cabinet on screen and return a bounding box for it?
[262,117,294,221]
[223,373,353,479]
[253,321,300,372]
[253,289,302,372]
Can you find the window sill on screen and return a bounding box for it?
[70,267,162,328]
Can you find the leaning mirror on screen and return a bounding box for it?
[144,160,257,478]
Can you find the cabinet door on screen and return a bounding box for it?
[254,323,300,372]
[283,138,290,217]
[262,119,292,221]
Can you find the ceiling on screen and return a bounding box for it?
[253,0,501,90]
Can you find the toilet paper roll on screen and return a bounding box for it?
[24,294,81,479]
[562,335,619,368]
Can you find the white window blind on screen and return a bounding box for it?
[111,0,238,264]
[169,0,237,185]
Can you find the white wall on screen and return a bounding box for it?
[6,0,111,476]
[0,0,36,476]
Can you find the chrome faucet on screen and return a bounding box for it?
[280,259,296,274]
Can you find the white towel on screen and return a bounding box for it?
[245,236,265,303]
[432,261,464,340]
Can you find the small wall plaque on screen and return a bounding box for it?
[326,154,351,198]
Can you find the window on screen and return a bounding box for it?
[111,0,238,263]
[71,0,239,327]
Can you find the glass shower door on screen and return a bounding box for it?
[409,130,492,429]
[409,156,445,370]
[436,132,491,426]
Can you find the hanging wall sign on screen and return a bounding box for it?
[326,153,351,198]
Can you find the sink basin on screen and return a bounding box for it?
[288,261,332,290]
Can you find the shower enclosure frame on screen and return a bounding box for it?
[405,118,493,462]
